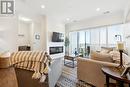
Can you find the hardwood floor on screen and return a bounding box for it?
[56,65,92,87]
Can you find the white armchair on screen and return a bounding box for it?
[77,58,118,87]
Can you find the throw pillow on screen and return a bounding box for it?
[100,47,113,53]
[122,53,130,65]
[91,51,113,62]
[109,51,120,60]
[109,51,130,65]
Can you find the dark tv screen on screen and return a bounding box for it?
[52,32,64,42]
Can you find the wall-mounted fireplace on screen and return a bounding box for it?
[49,46,63,55]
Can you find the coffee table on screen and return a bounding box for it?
[64,55,77,68]
[102,67,130,87]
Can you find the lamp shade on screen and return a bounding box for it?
[117,42,124,50]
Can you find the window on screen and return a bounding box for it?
[69,32,78,54]
[79,31,85,49]
[90,29,100,45]
[69,24,124,55]
[100,28,107,46]
[85,30,90,44]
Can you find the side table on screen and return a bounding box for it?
[102,67,130,87]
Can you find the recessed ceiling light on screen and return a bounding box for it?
[41,5,45,9]
[66,18,70,21]
[96,8,100,11]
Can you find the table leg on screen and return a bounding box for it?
[129,84,130,87]
[106,75,109,87]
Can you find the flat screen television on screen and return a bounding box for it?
[52,32,64,42]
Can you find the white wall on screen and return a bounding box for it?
[30,15,47,51]
[45,15,65,87]
[123,22,130,55]
[47,16,65,55]
[127,12,130,22]
[0,16,18,52]
[47,16,65,42]
[48,58,63,87]
[18,21,31,46]
[66,11,124,32]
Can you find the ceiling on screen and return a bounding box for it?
[16,0,129,23]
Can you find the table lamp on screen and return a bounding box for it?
[117,42,124,68]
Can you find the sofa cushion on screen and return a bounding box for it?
[91,51,113,62]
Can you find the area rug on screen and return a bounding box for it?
[55,66,94,87]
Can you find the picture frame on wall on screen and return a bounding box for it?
[35,34,40,40]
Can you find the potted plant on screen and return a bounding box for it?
[65,37,70,55]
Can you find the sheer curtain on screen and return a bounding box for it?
[69,24,124,55]
[69,32,78,55]
[90,28,100,51]
[100,28,107,47]
[79,31,85,53]
[108,24,123,47]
